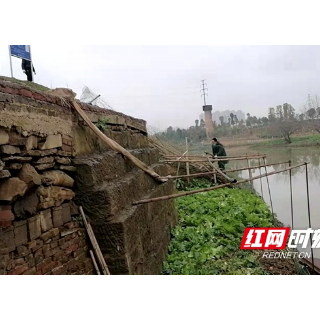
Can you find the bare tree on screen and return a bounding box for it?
[299,104,309,119]
[313,95,320,117]
[274,120,302,143]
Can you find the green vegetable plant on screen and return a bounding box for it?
[163,178,274,275]
[96,117,110,131]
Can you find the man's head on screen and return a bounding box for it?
[212,137,218,145]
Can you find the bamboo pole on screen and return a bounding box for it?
[185,137,190,184]
[176,150,188,176]
[166,171,216,180]
[161,160,290,180]
[87,223,111,275]
[246,154,253,188]
[79,206,110,275]
[205,154,237,183]
[305,163,314,271]
[89,250,101,275]
[224,160,289,174]
[71,101,167,183]
[132,163,307,205]
[204,152,267,159]
[263,156,274,215]
[160,156,265,163]
[163,153,266,159]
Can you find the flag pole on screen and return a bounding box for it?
[8,46,13,78]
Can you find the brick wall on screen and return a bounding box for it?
[0,121,94,274]
[0,206,94,275]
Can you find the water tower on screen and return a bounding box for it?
[201,80,214,140]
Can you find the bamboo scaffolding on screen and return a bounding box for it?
[223,160,290,174]
[160,156,266,163]
[132,163,307,205]
[161,160,290,180]
[177,150,188,176]
[163,153,267,159]
[148,136,182,156]
[205,154,237,183]
[165,171,217,179]
[219,153,268,160]
[148,137,233,183]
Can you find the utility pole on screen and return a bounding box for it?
[200,80,208,106]
[307,94,313,109]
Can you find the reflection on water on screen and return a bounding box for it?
[189,145,320,259]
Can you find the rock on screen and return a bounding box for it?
[55,157,71,165]
[0,129,9,145]
[41,135,62,150]
[0,160,4,170]
[8,132,27,146]
[33,156,54,164]
[28,149,57,157]
[37,142,44,149]
[5,163,22,170]
[0,170,11,179]
[46,88,77,99]
[17,164,42,189]
[56,150,72,157]
[0,145,21,155]
[0,178,28,202]
[58,165,76,172]
[35,163,55,171]
[21,131,29,137]
[41,170,74,188]
[70,201,79,216]
[13,194,39,220]
[2,156,32,163]
[26,136,38,151]
[38,201,55,210]
[37,186,75,207]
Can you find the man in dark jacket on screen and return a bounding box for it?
[211,137,228,170]
[21,59,36,82]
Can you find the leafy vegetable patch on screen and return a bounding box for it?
[163,179,275,275]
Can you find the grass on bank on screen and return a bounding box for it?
[0,76,50,92]
[252,134,320,148]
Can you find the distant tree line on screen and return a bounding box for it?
[156,95,320,144]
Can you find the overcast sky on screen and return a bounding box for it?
[1,45,320,131]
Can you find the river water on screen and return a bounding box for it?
[189,144,320,260]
